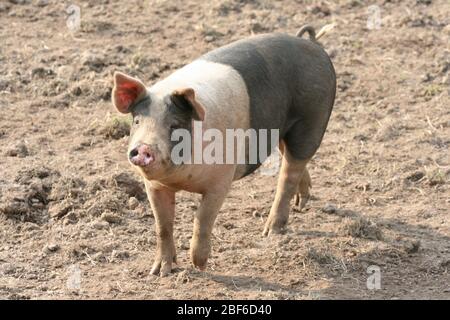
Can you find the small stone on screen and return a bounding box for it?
[421,73,433,83]
[31,67,54,79]
[36,0,48,7]
[204,35,215,43]
[252,210,261,218]
[45,243,60,253]
[223,222,235,230]
[111,250,130,260]
[5,142,28,157]
[92,220,109,230]
[128,197,139,210]
[101,212,121,224]
[250,22,266,33]
[71,86,82,96]
[178,239,190,250]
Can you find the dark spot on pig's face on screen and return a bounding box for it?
[127,94,194,179]
[164,94,193,137]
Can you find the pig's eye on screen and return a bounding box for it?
[134,118,139,125]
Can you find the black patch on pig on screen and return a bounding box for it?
[164,94,194,161]
[130,96,152,135]
[131,96,151,116]
[167,94,200,121]
[164,95,194,131]
[201,33,336,178]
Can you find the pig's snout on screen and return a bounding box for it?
[129,144,155,167]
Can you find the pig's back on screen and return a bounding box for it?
[201,33,336,175]
[201,33,335,135]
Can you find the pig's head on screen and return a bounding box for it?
[112,71,205,180]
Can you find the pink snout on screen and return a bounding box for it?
[129,144,155,167]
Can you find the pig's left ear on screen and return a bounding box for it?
[112,72,147,113]
[171,88,206,121]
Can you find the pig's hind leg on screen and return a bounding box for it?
[281,140,312,210]
[263,141,309,236]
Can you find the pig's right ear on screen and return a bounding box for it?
[112,72,147,113]
[171,88,206,121]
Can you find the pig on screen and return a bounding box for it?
[111,24,336,276]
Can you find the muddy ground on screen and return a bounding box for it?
[0,0,449,299]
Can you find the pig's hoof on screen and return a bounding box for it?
[294,193,310,211]
[190,245,209,271]
[299,195,310,211]
[262,225,285,237]
[193,260,207,271]
[262,219,287,236]
[150,257,175,277]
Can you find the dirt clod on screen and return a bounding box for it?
[128,197,140,210]
[48,199,75,219]
[101,212,122,224]
[5,142,29,157]
[44,244,60,253]
[108,172,146,200]
[321,204,338,214]
[403,240,421,254]
[101,117,131,140]
[342,217,383,241]
[91,220,110,230]
[405,171,425,183]
[81,50,107,72]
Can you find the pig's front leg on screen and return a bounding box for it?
[190,174,234,270]
[145,181,176,277]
